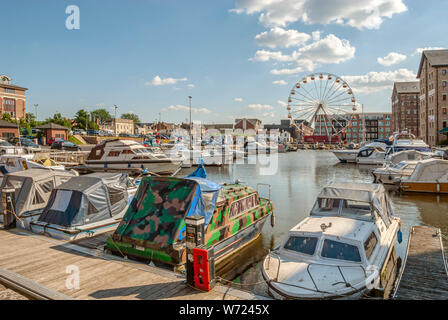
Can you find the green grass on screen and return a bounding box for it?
[68,134,84,145]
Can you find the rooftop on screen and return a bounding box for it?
[0,119,19,128]
[36,122,69,130]
[417,49,448,78]
[394,81,420,94]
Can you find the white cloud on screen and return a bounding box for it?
[343,68,416,93]
[251,49,295,62]
[232,0,407,30]
[377,52,406,66]
[277,100,288,107]
[262,112,275,118]
[247,104,274,110]
[147,75,188,86]
[187,84,195,88]
[254,34,355,73]
[413,47,446,56]
[162,104,211,114]
[312,30,321,41]
[234,97,243,102]
[254,27,310,48]
[273,80,288,85]
[96,103,105,107]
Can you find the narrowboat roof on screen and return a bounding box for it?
[220,183,258,200]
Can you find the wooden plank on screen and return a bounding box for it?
[393,226,448,300]
[0,229,256,300]
[0,266,74,300]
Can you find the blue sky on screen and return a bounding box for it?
[1,0,446,124]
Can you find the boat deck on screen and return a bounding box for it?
[393,226,448,299]
[0,229,266,300]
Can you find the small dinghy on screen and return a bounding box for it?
[262,182,401,300]
[27,172,137,240]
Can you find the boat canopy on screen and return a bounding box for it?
[37,172,130,227]
[0,169,76,217]
[312,182,391,226]
[112,176,221,248]
[388,149,429,166]
[407,159,448,182]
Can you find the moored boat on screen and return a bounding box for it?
[0,169,78,229]
[356,145,387,165]
[26,172,137,240]
[262,182,401,299]
[105,174,274,269]
[81,139,183,175]
[399,159,448,194]
[331,149,358,163]
[372,160,419,185]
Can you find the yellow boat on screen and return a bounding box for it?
[399,159,448,194]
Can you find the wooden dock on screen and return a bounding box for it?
[393,226,448,299]
[0,229,267,300]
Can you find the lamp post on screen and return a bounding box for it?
[34,104,38,122]
[113,105,118,135]
[188,96,192,149]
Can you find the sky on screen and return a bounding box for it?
[1,0,446,124]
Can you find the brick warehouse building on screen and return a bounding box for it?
[417,50,448,146]
[0,75,27,120]
[392,81,420,136]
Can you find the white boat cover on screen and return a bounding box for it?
[388,150,430,166]
[0,169,76,217]
[315,182,391,226]
[37,172,130,227]
[407,159,448,182]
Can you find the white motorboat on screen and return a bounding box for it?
[389,131,431,154]
[372,160,419,185]
[83,139,183,175]
[383,149,432,167]
[356,145,387,165]
[262,183,401,300]
[331,149,358,163]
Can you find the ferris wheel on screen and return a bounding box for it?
[287,72,357,137]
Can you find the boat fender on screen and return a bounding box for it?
[271,214,275,228]
[397,229,403,244]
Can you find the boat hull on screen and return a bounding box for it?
[83,160,182,175]
[400,182,448,194]
[331,150,358,163]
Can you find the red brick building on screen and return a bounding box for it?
[234,118,262,131]
[37,123,69,145]
[0,75,27,120]
[392,81,419,136]
[0,119,19,139]
[417,49,448,146]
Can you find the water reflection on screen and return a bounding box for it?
[205,150,448,298]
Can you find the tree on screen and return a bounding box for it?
[121,113,140,123]
[73,109,98,130]
[91,108,112,125]
[44,113,72,128]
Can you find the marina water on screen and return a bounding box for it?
[203,150,448,297]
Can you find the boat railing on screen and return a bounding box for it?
[267,250,368,295]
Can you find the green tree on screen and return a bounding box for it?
[91,108,112,125]
[44,113,72,128]
[74,109,98,130]
[121,113,140,123]
[2,113,16,124]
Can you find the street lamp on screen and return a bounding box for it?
[113,104,118,135]
[188,96,192,149]
[34,104,38,122]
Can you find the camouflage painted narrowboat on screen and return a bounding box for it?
[105,176,273,267]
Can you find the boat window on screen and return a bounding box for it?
[312,198,340,215]
[122,149,134,155]
[364,232,378,260]
[392,162,407,170]
[340,200,371,215]
[107,151,120,157]
[88,201,99,215]
[284,236,318,255]
[5,158,16,167]
[50,190,72,211]
[358,149,373,157]
[107,186,125,206]
[4,177,24,198]
[31,189,45,205]
[321,239,362,262]
[40,180,54,194]
[229,194,258,218]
